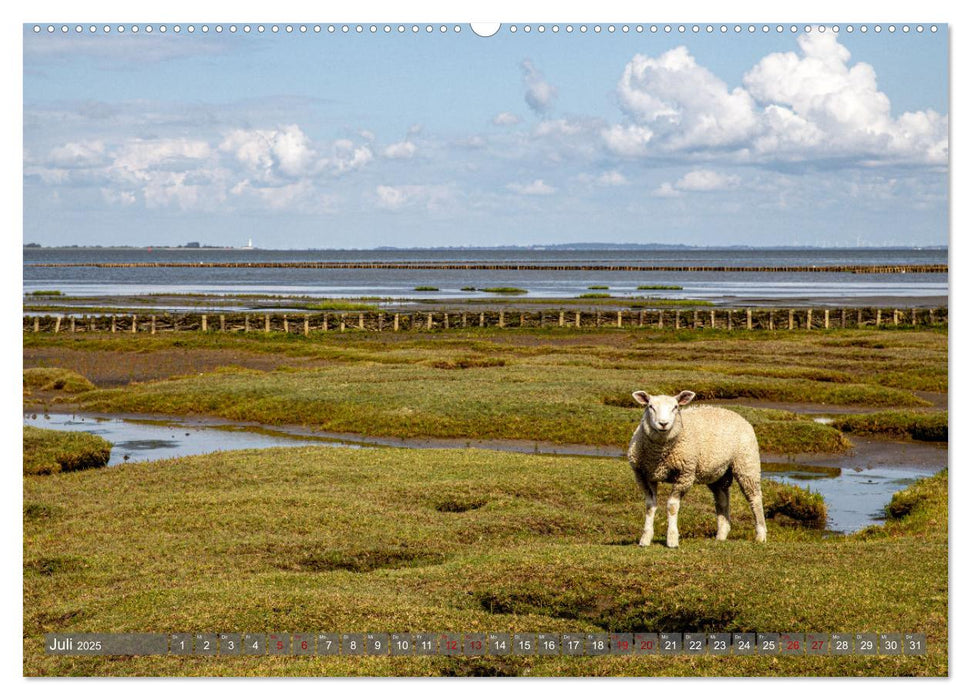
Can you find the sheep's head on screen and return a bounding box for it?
[632,390,696,440]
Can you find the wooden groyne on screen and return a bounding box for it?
[24,306,948,335]
[28,262,948,274]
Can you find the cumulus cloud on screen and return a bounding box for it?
[507,179,556,195]
[676,169,740,191]
[113,138,212,177]
[325,138,374,175]
[522,59,557,114]
[617,46,758,150]
[601,124,654,157]
[382,141,417,159]
[219,125,315,180]
[743,32,947,164]
[608,34,947,166]
[48,140,106,167]
[375,184,454,212]
[492,111,522,126]
[653,169,741,197]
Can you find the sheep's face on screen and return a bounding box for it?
[632,390,696,440]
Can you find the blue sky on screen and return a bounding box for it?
[23,24,949,248]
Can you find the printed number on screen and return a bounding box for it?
[469,640,482,651]
[251,641,259,650]
[226,640,236,651]
[861,640,873,650]
[373,640,382,650]
[908,640,921,650]
[421,641,433,650]
[300,641,309,651]
[323,640,332,650]
[447,640,458,651]
[568,641,580,650]
[885,640,899,651]
[618,641,629,651]
[714,640,727,651]
[496,641,507,650]
[663,640,676,650]
[397,640,410,651]
[689,640,702,651]
[836,641,849,651]
[203,640,210,650]
[811,640,824,651]
[761,641,776,650]
[349,640,358,650]
[786,641,800,651]
[276,641,284,651]
[543,641,555,650]
[593,640,605,650]
[737,640,751,650]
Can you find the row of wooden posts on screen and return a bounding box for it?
[24,306,948,334]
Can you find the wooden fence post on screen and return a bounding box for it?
[283,315,289,333]
[596,311,602,327]
[824,309,830,329]
[462,313,467,328]
[54,316,61,333]
[265,315,271,333]
[304,315,310,336]
[875,309,882,327]
[911,308,917,326]
[806,309,813,330]
[111,315,116,333]
[768,310,774,331]
[479,312,485,327]
[575,312,581,328]
[710,309,716,328]
[692,310,699,328]
[131,315,136,333]
[499,311,505,328]
[893,309,899,327]
[393,313,400,332]
[340,314,346,332]
[151,316,156,335]
[220,315,226,332]
[857,309,863,327]
[675,310,681,329]
[639,310,645,327]
[746,309,752,330]
[201,315,208,332]
[617,311,623,328]
[559,311,565,327]
[929,309,936,325]
[788,309,794,330]
[841,309,846,328]
[70,317,76,333]
[658,311,664,329]
[427,313,434,330]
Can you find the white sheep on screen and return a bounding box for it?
[627,390,767,547]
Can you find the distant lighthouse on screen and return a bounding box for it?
[242,238,254,250]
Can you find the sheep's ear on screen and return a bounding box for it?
[676,390,696,406]
[632,391,651,406]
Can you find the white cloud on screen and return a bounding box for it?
[675,169,740,191]
[100,187,136,205]
[743,33,947,164]
[522,59,557,114]
[617,46,758,150]
[326,138,373,175]
[578,170,629,186]
[382,141,417,159]
[507,179,556,196]
[492,112,522,126]
[114,138,212,176]
[653,169,740,198]
[601,124,654,157]
[375,184,454,212]
[651,182,682,198]
[48,140,106,167]
[219,125,314,180]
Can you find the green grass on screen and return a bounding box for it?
[413,286,440,292]
[830,410,948,442]
[587,285,609,290]
[304,301,380,312]
[637,285,683,290]
[27,290,63,296]
[23,367,96,394]
[23,426,112,475]
[460,287,478,292]
[479,287,527,295]
[25,328,943,454]
[579,293,612,299]
[23,445,947,676]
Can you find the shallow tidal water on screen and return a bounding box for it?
[25,412,945,534]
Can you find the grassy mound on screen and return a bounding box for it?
[23,445,946,676]
[23,367,95,393]
[23,426,112,475]
[830,410,948,442]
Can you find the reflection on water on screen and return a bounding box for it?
[24,412,943,533]
[24,413,355,466]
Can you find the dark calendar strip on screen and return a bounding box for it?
[45,632,926,657]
